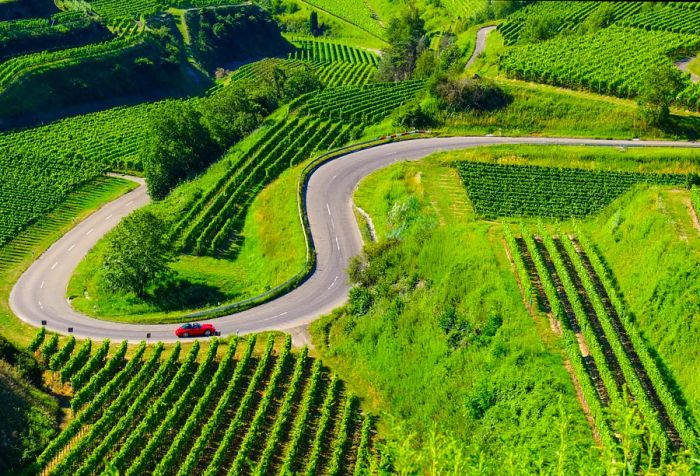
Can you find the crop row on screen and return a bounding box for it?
[298,0,385,38]
[32,331,373,474]
[316,61,376,87]
[301,79,426,123]
[571,229,697,449]
[455,161,686,219]
[438,0,488,20]
[540,229,674,455]
[510,229,618,451]
[0,13,110,61]
[498,1,641,45]
[0,34,145,92]
[508,225,695,458]
[289,37,379,66]
[175,116,352,257]
[619,4,700,35]
[500,26,700,104]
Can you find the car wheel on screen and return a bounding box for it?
[205,330,211,337]
[183,332,189,338]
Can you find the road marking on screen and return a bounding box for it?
[125,200,134,207]
[335,236,340,250]
[68,244,76,252]
[263,311,289,322]
[86,228,94,235]
[51,262,58,270]
[326,203,332,215]
[40,280,45,289]
[105,214,113,221]
[38,301,43,310]
[327,275,338,290]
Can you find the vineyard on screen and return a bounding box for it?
[0,13,110,61]
[455,161,686,219]
[499,26,700,109]
[289,37,379,66]
[299,80,425,124]
[438,0,487,20]
[0,149,107,248]
[171,115,357,257]
[618,4,700,35]
[0,38,398,253]
[0,34,147,94]
[497,1,642,45]
[299,0,385,39]
[504,225,698,458]
[85,0,235,20]
[169,78,423,257]
[25,332,373,475]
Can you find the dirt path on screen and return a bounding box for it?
[675,58,699,83]
[465,26,497,70]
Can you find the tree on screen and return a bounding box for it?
[637,64,686,127]
[143,101,219,200]
[280,66,324,101]
[200,81,273,148]
[309,11,319,36]
[377,5,427,81]
[102,211,173,297]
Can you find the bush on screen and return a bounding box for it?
[431,75,511,113]
[394,104,436,130]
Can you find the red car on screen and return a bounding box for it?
[175,322,216,338]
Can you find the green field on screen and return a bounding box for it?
[2,0,700,474]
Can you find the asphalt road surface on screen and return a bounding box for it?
[9,137,700,342]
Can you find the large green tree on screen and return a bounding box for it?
[637,64,686,127]
[200,81,274,149]
[143,101,219,200]
[377,5,427,81]
[102,211,173,297]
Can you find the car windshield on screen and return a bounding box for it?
[193,323,201,328]
[182,323,192,329]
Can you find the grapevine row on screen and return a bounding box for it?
[202,335,277,476]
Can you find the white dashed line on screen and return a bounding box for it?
[125,200,134,207]
[40,280,44,289]
[86,228,94,235]
[51,262,58,270]
[38,301,43,310]
[68,244,76,252]
[262,311,289,322]
[105,214,113,221]
[326,203,332,215]
[335,236,340,251]
[327,275,339,290]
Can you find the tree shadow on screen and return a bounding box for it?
[146,278,227,312]
[662,114,700,141]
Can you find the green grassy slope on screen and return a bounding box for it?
[312,158,602,473]
[584,187,700,422]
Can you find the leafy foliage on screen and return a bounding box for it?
[103,211,173,296]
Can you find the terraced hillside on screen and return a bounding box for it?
[28,333,373,476]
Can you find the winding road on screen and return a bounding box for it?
[9,137,700,342]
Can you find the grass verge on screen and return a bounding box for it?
[0,177,136,347]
